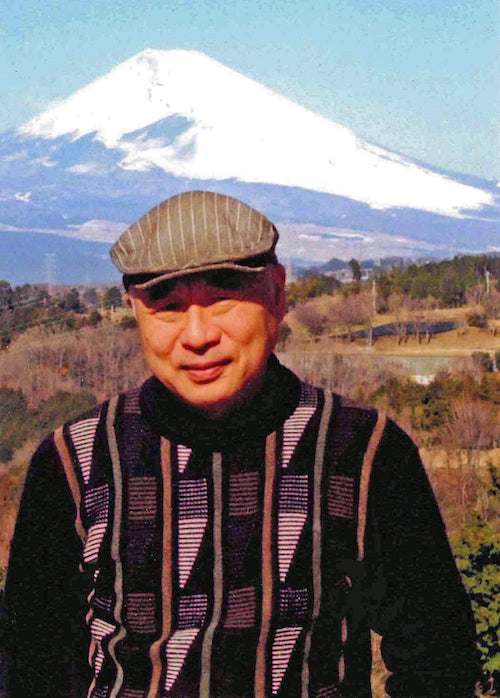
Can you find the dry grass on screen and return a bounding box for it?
[370,326,500,355]
[0,440,36,575]
[284,327,500,357]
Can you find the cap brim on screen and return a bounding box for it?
[130,261,267,289]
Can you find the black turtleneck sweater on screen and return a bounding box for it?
[2,357,478,697]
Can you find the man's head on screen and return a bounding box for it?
[111,191,286,418]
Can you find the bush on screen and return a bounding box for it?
[472,352,494,373]
[0,387,27,427]
[87,309,103,326]
[277,321,291,349]
[31,390,97,436]
[453,516,500,693]
[451,467,500,694]
[495,351,500,371]
[119,315,137,330]
[467,312,488,328]
[0,442,13,462]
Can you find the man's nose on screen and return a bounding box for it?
[180,305,221,351]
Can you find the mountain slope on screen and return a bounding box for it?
[0,47,498,282]
[17,48,494,218]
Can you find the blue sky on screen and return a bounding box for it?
[2,0,498,179]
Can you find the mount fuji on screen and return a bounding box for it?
[0,48,498,284]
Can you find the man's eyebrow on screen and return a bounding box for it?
[147,281,178,302]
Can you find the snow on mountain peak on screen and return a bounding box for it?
[17,48,495,218]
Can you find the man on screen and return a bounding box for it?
[3,191,477,697]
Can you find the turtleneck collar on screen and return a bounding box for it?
[139,355,301,451]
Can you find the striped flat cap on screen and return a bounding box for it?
[111,190,279,288]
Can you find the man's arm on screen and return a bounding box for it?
[364,420,479,697]
[2,435,92,697]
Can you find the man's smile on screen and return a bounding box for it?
[182,359,232,383]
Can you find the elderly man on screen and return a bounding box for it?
[4,191,477,697]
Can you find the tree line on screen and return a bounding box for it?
[0,281,124,348]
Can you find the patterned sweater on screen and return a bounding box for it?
[3,358,478,697]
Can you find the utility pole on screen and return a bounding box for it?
[372,277,377,315]
[485,268,491,295]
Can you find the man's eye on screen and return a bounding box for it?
[211,297,235,307]
[156,302,182,313]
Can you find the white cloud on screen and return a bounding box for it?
[67,162,109,175]
[14,191,32,203]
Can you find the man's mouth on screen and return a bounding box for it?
[183,359,231,383]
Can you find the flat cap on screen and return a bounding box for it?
[111,190,279,288]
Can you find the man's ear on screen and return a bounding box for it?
[124,290,132,309]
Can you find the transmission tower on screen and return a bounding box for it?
[45,253,56,295]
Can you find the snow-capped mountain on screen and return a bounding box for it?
[0,48,499,283]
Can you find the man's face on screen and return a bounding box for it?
[127,266,286,418]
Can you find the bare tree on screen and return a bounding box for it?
[327,293,370,342]
[295,299,328,341]
[387,293,410,345]
[443,398,500,521]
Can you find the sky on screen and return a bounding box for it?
[2,0,499,180]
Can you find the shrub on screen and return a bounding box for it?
[31,390,97,436]
[87,309,103,326]
[0,387,27,427]
[0,442,13,462]
[277,322,292,349]
[467,312,488,328]
[451,467,500,694]
[453,516,500,693]
[119,315,137,330]
[472,352,494,373]
[295,300,328,340]
[495,351,500,371]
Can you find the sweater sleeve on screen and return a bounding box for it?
[363,420,479,698]
[2,434,92,697]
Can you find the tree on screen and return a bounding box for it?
[0,281,12,311]
[287,273,341,306]
[103,286,123,310]
[387,293,410,344]
[295,300,328,341]
[60,288,82,313]
[444,398,499,521]
[348,258,362,283]
[329,293,370,342]
[82,287,99,310]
